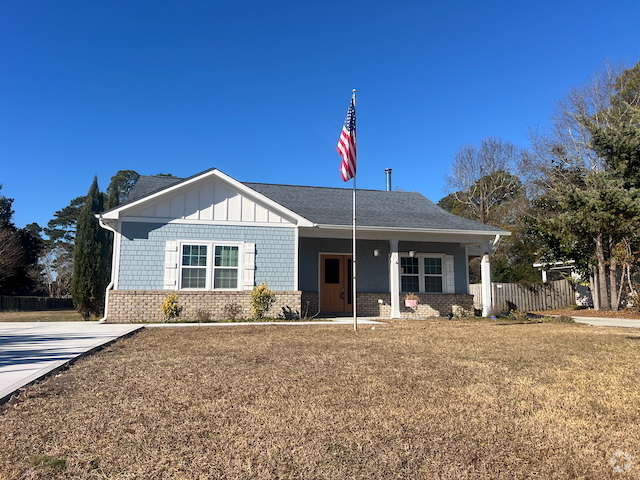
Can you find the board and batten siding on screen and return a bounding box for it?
[117,222,296,291]
[125,179,292,224]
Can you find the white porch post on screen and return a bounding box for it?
[389,239,401,318]
[481,241,492,317]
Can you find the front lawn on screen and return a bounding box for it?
[1,319,639,479]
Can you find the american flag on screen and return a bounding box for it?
[337,93,356,182]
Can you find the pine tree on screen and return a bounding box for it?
[71,177,109,320]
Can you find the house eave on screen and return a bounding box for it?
[310,224,510,237]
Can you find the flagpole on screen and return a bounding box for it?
[352,176,357,332]
[352,89,357,333]
[336,88,358,332]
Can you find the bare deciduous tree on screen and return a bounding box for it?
[446,136,525,225]
[524,62,628,193]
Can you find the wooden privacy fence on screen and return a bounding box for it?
[469,279,575,313]
[0,296,73,312]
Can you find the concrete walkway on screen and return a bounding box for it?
[0,322,142,403]
[571,316,640,329]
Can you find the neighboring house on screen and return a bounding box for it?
[97,168,509,322]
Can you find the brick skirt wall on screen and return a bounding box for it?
[357,293,474,318]
[294,292,474,319]
[107,290,474,322]
[107,290,302,323]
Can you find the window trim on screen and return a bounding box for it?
[178,241,243,291]
[399,253,446,294]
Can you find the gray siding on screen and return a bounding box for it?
[118,222,296,291]
[299,238,468,294]
[399,241,468,293]
[299,238,390,293]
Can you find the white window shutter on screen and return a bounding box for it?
[164,241,179,289]
[445,255,455,293]
[243,243,256,290]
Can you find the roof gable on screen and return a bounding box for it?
[100,170,313,226]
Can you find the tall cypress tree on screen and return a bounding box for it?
[72,177,109,320]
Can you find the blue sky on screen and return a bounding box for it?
[2,0,640,230]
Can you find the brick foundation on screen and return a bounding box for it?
[106,290,474,322]
[356,292,474,318]
[106,290,303,323]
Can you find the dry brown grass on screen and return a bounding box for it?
[535,307,640,319]
[2,319,640,479]
[0,310,83,322]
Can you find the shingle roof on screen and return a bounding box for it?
[245,183,504,232]
[125,175,185,202]
[122,173,505,233]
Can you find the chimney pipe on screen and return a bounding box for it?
[385,168,392,191]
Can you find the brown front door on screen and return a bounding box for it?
[320,255,353,313]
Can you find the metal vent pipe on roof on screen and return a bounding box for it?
[385,168,392,191]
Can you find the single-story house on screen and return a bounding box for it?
[97,168,509,322]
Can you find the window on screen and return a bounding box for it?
[400,254,445,293]
[423,257,443,293]
[400,256,419,292]
[181,245,208,289]
[179,242,241,290]
[214,245,239,289]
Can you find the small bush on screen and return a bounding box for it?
[280,305,300,320]
[161,293,183,322]
[507,310,531,322]
[222,302,243,320]
[251,284,276,319]
[195,308,211,323]
[555,314,575,323]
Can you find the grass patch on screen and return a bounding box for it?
[1,319,639,478]
[31,454,66,470]
[0,310,83,322]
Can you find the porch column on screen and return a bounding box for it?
[389,239,401,318]
[481,241,492,317]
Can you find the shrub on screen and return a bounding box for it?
[555,314,575,323]
[280,305,300,320]
[222,302,243,320]
[161,293,183,322]
[251,283,276,319]
[196,308,211,323]
[508,310,530,322]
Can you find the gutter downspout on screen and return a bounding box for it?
[97,216,118,323]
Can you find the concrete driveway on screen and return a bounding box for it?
[0,322,142,403]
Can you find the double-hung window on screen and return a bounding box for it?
[213,245,239,289]
[400,254,446,293]
[179,242,241,290]
[423,257,443,293]
[181,245,209,288]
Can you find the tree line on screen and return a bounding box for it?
[0,170,140,319]
[439,61,640,311]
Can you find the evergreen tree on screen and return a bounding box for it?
[0,186,44,295]
[71,177,109,320]
[105,170,140,209]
